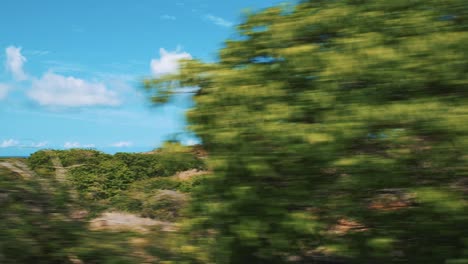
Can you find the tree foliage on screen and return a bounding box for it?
[146,0,468,263]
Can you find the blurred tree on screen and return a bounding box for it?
[145,0,468,263]
[0,166,79,263]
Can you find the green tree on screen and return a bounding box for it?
[146,0,468,263]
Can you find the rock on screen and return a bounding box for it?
[89,211,175,233]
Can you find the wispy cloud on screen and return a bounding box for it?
[64,142,80,148]
[28,72,120,107]
[64,142,95,148]
[110,141,133,147]
[5,46,28,81]
[30,141,48,148]
[204,14,233,27]
[0,139,20,148]
[0,139,49,148]
[160,14,176,20]
[0,83,11,100]
[28,50,50,56]
[150,47,192,77]
[42,60,85,74]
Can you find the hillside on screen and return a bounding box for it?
[0,143,209,263]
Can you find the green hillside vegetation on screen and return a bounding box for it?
[0,143,208,263]
[28,142,205,201]
[0,161,151,263]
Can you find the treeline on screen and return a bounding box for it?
[28,143,206,200]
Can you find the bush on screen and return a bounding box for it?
[27,150,54,176]
[109,193,143,212]
[141,190,188,221]
[57,149,110,167]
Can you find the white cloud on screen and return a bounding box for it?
[3,46,129,108]
[111,141,133,147]
[64,142,95,148]
[64,142,81,148]
[150,48,192,77]
[204,14,233,27]
[28,72,120,107]
[0,139,20,148]
[0,83,11,100]
[0,139,49,148]
[160,15,176,20]
[5,46,28,81]
[43,60,85,74]
[30,141,48,148]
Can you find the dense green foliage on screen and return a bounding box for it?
[110,176,208,221]
[28,144,205,200]
[146,0,468,263]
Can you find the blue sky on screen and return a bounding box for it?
[0,0,287,156]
